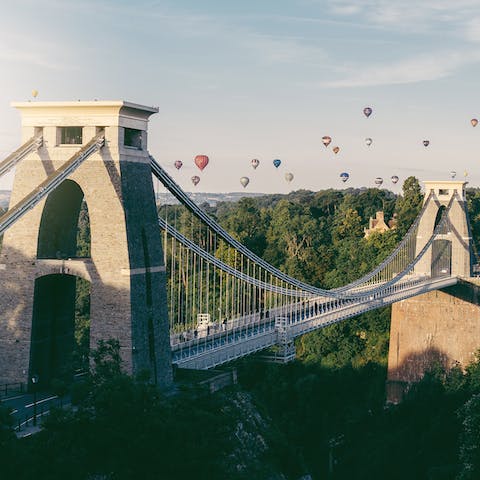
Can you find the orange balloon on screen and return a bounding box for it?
[194,155,209,171]
[332,146,340,154]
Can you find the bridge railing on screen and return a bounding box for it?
[0,382,25,398]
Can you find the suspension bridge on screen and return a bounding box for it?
[0,101,475,392]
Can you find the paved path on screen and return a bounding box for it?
[1,391,67,436]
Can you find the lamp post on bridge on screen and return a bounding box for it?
[31,374,39,426]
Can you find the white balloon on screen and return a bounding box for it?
[240,176,250,188]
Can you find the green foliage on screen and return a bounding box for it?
[395,176,423,236]
[73,277,90,373]
[217,198,267,255]
[75,200,90,257]
[0,340,241,480]
[458,393,480,479]
[9,177,479,478]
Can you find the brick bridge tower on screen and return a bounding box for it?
[387,180,480,403]
[0,101,172,388]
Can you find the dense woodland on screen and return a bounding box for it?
[2,177,480,479]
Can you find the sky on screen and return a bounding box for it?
[2,0,480,194]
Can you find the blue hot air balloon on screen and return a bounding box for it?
[340,172,350,183]
[273,159,281,168]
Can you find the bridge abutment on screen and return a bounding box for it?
[386,279,480,403]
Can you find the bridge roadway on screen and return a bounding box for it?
[171,275,458,369]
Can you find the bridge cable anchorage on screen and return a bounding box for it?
[0,131,105,236]
[0,134,43,179]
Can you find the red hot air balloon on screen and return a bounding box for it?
[174,160,183,170]
[191,176,200,186]
[471,118,478,127]
[322,136,332,147]
[363,107,373,118]
[194,155,209,171]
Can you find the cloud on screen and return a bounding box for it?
[0,30,78,71]
[326,0,480,32]
[310,51,480,88]
[464,17,480,42]
[240,34,328,65]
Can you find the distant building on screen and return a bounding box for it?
[364,211,397,238]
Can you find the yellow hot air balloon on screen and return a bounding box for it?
[31,89,38,98]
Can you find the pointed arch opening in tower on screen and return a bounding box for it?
[433,205,446,230]
[37,179,91,259]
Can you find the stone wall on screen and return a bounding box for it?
[386,279,480,403]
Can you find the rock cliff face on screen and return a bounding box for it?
[220,389,304,479]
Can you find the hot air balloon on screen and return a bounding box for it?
[374,177,383,187]
[464,171,469,178]
[423,140,430,147]
[32,89,38,98]
[240,176,250,188]
[471,118,478,127]
[332,146,340,154]
[251,158,260,169]
[285,172,294,183]
[191,176,200,186]
[340,172,349,183]
[365,137,373,147]
[273,159,281,168]
[174,160,183,170]
[391,175,399,184]
[450,170,457,179]
[363,107,372,118]
[322,136,332,147]
[194,154,209,171]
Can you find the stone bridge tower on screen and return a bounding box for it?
[387,180,478,403]
[0,101,172,388]
[414,180,472,278]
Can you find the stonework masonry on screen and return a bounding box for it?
[386,181,475,403]
[387,279,480,403]
[0,101,172,388]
